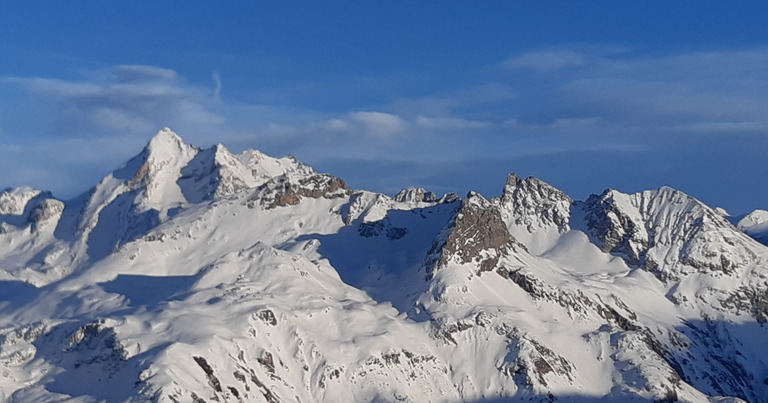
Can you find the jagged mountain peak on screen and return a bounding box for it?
[504,172,551,189]
[497,173,572,255]
[105,130,196,211]
[110,128,197,191]
[500,173,572,227]
[3,129,768,402]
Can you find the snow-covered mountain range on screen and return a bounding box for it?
[1,128,767,402]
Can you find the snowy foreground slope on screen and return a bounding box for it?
[1,129,768,402]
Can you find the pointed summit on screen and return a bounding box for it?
[124,128,196,187]
[144,127,194,160]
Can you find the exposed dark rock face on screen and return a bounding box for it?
[193,355,223,393]
[257,309,278,326]
[358,220,385,237]
[427,192,522,276]
[718,287,768,323]
[250,173,352,209]
[583,190,649,267]
[257,351,275,374]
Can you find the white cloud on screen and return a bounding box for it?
[324,118,350,132]
[415,116,492,130]
[350,111,406,137]
[89,107,154,132]
[265,111,407,143]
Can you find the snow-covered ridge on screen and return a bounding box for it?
[736,209,768,246]
[0,128,767,402]
[0,186,43,216]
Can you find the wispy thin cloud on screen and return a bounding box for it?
[111,65,179,83]
[3,66,222,138]
[212,71,222,102]
[504,50,587,72]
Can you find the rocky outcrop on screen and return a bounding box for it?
[394,187,438,203]
[340,192,393,224]
[0,188,63,234]
[26,198,64,231]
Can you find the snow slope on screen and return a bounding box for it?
[0,128,767,402]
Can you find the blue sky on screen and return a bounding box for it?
[2,2,768,214]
